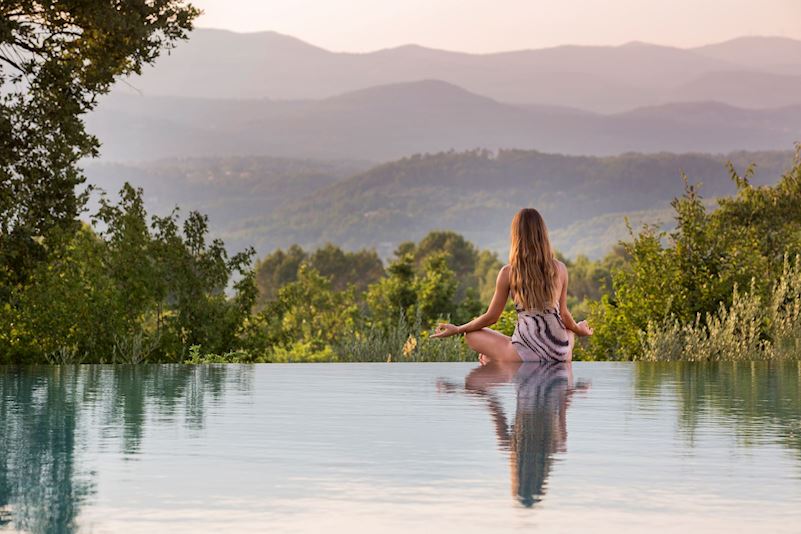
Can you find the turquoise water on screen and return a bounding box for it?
[1,362,800,533]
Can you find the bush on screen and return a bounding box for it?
[640,255,801,361]
[582,149,801,360]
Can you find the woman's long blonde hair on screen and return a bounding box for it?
[509,208,557,311]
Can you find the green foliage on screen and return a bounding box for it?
[556,248,624,339]
[1,224,121,360]
[271,342,338,363]
[254,243,383,307]
[242,264,359,362]
[414,252,458,324]
[335,310,473,362]
[583,149,801,360]
[640,256,801,361]
[0,0,199,290]
[0,184,256,363]
[408,231,476,296]
[243,247,477,362]
[0,1,208,363]
[365,250,462,329]
[148,206,256,358]
[183,345,255,364]
[365,254,418,328]
[563,248,625,304]
[310,244,385,292]
[254,245,307,304]
[475,249,504,302]
[400,231,492,323]
[494,309,518,337]
[255,231,496,323]
[243,229,611,362]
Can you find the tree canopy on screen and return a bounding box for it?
[0,0,199,289]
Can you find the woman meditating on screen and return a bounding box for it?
[432,208,593,362]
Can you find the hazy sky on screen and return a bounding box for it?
[191,0,801,53]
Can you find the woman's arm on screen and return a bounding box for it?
[432,265,511,338]
[558,262,593,337]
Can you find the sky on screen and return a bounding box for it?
[191,0,801,53]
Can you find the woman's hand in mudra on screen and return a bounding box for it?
[432,323,460,338]
[575,320,593,337]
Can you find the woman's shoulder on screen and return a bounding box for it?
[499,263,512,278]
[553,259,567,276]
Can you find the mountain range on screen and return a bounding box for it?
[116,30,801,112]
[84,29,801,260]
[87,31,801,162]
[88,80,801,161]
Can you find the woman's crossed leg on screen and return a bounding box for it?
[464,328,522,363]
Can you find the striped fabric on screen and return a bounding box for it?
[511,303,571,362]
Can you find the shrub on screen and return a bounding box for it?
[640,256,801,361]
[583,149,801,360]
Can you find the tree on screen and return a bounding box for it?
[412,231,477,277]
[254,245,307,306]
[253,243,384,308]
[309,243,384,293]
[1,224,120,361]
[150,207,256,358]
[475,249,504,302]
[93,184,162,331]
[0,0,199,289]
[0,183,256,363]
[366,254,418,329]
[415,252,457,323]
[244,265,358,361]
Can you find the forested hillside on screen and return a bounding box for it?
[86,149,794,260]
[84,157,372,225]
[191,149,792,259]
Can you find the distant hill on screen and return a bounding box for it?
[86,150,797,260]
[87,81,801,161]
[692,36,801,74]
[666,71,801,108]
[84,157,373,226]
[240,149,794,259]
[115,29,801,112]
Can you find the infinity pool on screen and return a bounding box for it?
[1,362,800,533]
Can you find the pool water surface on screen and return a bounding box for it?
[1,362,800,533]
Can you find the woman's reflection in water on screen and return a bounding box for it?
[439,361,589,507]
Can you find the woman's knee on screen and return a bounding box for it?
[465,329,519,362]
[465,329,495,353]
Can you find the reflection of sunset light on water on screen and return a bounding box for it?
[77,485,797,534]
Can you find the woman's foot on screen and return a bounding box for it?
[478,353,490,366]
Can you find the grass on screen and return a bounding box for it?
[640,256,801,361]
